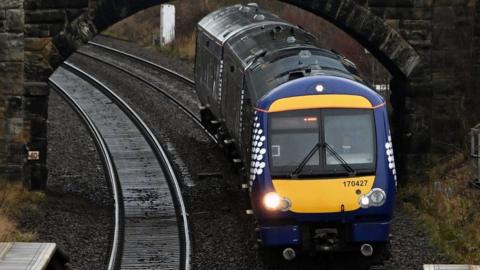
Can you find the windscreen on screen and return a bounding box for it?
[270,110,320,168]
[324,110,375,165]
[269,109,375,177]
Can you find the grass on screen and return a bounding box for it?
[401,152,480,264]
[0,180,44,242]
[100,30,131,42]
[154,32,197,60]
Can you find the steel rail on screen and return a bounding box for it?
[88,40,195,87]
[62,61,191,270]
[51,60,191,270]
[48,79,123,270]
[74,49,218,144]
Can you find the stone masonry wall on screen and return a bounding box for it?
[429,0,476,154]
[0,0,479,186]
[366,0,477,177]
[22,0,87,188]
[0,0,26,182]
[366,0,435,176]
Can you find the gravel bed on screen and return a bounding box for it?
[16,91,113,270]
[69,36,448,270]
[78,43,200,120]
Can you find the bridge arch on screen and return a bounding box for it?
[50,0,421,180]
[10,0,445,186]
[54,0,420,79]
[278,0,420,79]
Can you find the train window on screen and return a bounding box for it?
[269,110,320,172]
[323,109,375,166]
[268,109,376,177]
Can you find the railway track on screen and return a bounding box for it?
[76,41,218,144]
[88,40,195,87]
[49,62,190,270]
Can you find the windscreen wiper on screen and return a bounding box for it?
[290,143,322,179]
[290,142,357,178]
[324,142,357,176]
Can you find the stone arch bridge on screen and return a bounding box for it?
[1,0,479,187]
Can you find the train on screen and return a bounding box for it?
[195,3,397,265]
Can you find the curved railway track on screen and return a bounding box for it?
[88,40,195,87]
[49,62,190,270]
[76,42,218,145]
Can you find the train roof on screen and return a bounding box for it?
[197,4,285,44]
[197,4,371,102]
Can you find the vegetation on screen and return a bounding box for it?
[0,180,44,242]
[401,153,480,264]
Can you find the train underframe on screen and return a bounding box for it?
[258,220,391,256]
[256,220,391,270]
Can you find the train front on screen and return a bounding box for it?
[249,75,397,260]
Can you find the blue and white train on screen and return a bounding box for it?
[195,3,397,265]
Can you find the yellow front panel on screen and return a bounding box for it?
[268,95,373,112]
[272,176,375,213]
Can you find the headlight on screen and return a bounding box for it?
[359,188,386,208]
[359,196,370,208]
[369,188,386,206]
[264,192,281,210]
[263,192,291,211]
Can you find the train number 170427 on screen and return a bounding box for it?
[343,180,368,187]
